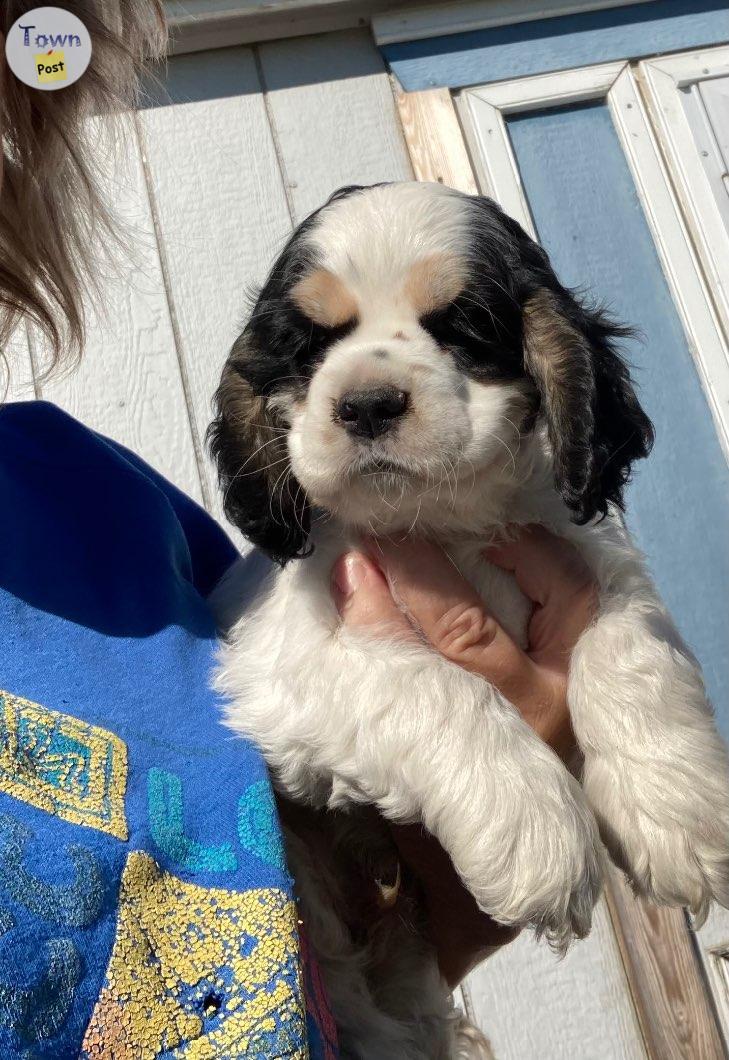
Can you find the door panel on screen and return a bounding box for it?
[695,77,729,223]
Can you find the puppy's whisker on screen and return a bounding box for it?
[373,476,399,512]
[485,431,517,479]
[293,483,308,537]
[444,456,458,509]
[234,434,285,471]
[442,546,465,579]
[406,498,423,536]
[458,448,477,500]
[279,471,297,529]
[223,451,290,508]
[225,454,289,486]
[501,416,524,462]
[455,293,502,334]
[270,461,293,527]
[369,535,386,559]
[439,458,452,507]
[502,415,522,437]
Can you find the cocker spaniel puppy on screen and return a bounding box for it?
[210,182,729,1058]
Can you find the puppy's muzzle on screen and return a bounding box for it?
[335,386,409,440]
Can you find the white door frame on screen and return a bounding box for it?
[640,45,729,415]
[456,61,729,464]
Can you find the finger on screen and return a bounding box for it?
[368,536,543,704]
[486,527,597,661]
[485,526,591,604]
[331,551,414,637]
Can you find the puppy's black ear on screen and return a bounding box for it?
[522,287,654,523]
[208,334,310,564]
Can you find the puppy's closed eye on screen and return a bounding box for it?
[289,310,357,372]
[420,297,523,382]
[418,300,463,344]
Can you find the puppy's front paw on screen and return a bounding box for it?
[577,631,729,922]
[459,762,603,951]
[571,594,729,921]
[585,745,729,922]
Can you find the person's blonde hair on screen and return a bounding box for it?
[1,1,167,373]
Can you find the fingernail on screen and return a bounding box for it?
[332,552,368,598]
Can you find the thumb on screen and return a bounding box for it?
[331,551,414,637]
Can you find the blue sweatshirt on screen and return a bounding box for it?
[0,401,336,1059]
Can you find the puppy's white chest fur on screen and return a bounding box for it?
[215,521,528,803]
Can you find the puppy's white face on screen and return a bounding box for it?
[211,182,652,562]
[279,184,532,528]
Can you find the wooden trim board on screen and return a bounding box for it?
[606,871,725,1060]
[164,0,407,53]
[374,0,657,45]
[394,84,479,193]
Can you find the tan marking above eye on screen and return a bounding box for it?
[403,253,467,316]
[291,269,358,327]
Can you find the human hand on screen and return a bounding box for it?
[330,526,598,985]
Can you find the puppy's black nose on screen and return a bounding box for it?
[336,387,409,439]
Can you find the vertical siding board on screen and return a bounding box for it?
[606,874,725,1059]
[35,114,203,501]
[394,85,479,193]
[137,47,293,529]
[258,29,413,223]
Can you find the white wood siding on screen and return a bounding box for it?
[37,114,204,502]
[137,46,293,524]
[258,29,412,221]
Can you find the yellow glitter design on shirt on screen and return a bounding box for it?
[81,851,308,1059]
[0,690,128,840]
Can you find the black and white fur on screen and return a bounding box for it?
[210,183,729,1058]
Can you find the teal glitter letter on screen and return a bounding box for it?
[147,768,237,872]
